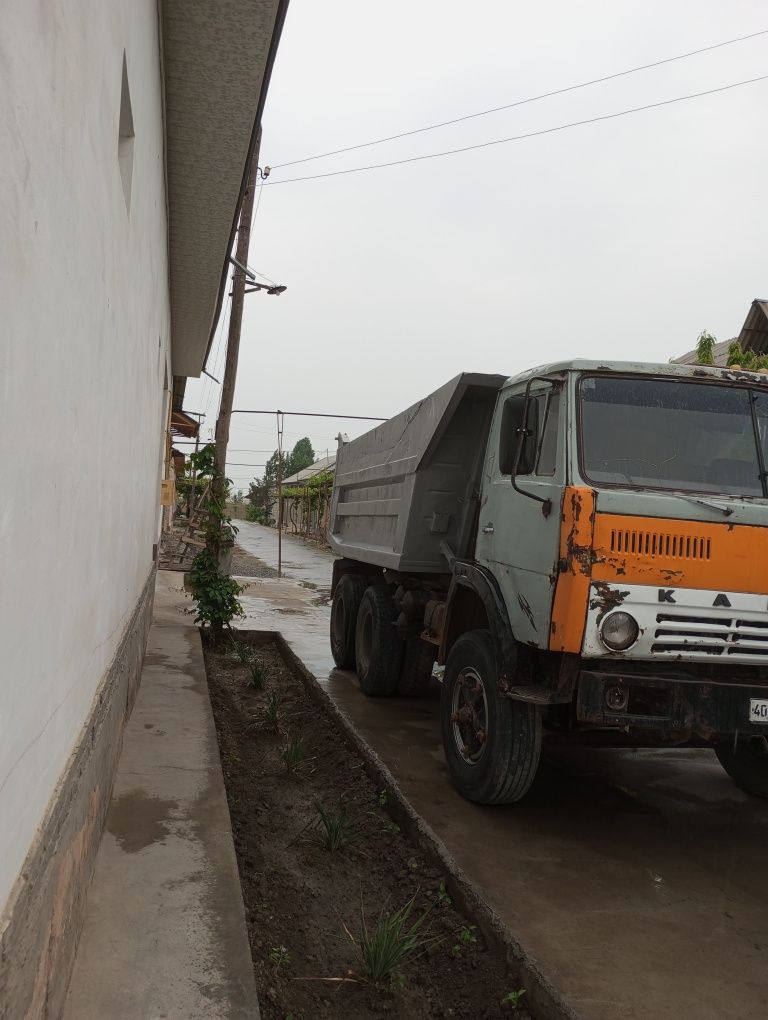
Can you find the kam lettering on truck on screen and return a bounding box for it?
[327,362,768,805]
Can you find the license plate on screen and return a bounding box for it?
[749,699,768,723]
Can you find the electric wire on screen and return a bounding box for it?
[207,291,234,419]
[200,291,231,414]
[265,72,768,186]
[272,28,768,169]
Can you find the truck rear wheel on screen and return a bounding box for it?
[398,637,436,697]
[355,586,404,697]
[330,574,367,668]
[715,736,768,798]
[440,629,541,804]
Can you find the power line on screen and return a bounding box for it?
[272,28,768,170]
[232,409,387,420]
[265,72,768,186]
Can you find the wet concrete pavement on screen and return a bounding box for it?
[234,522,768,1020]
[65,571,259,1019]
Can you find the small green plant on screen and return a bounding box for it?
[378,789,388,808]
[725,341,768,372]
[435,881,452,909]
[695,330,716,366]
[313,800,357,853]
[262,688,283,730]
[245,658,266,690]
[281,733,313,772]
[268,945,290,968]
[230,638,254,665]
[349,895,437,987]
[190,548,244,640]
[451,924,477,957]
[502,988,527,1008]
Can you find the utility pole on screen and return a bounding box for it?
[212,130,261,523]
[276,411,284,577]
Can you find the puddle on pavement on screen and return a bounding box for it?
[107,789,178,853]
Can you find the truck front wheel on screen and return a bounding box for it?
[355,586,404,696]
[715,736,768,798]
[440,630,541,804]
[330,574,367,668]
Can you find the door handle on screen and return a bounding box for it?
[482,523,494,534]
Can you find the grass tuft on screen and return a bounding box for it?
[268,945,290,968]
[502,988,527,1009]
[281,732,313,772]
[349,895,437,987]
[451,924,477,957]
[313,800,357,853]
[245,658,266,690]
[261,687,283,730]
[230,638,254,665]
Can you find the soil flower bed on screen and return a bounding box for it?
[203,632,533,1020]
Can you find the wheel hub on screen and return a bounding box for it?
[451,667,489,765]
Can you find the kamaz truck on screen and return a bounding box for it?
[327,362,768,804]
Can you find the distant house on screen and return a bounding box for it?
[281,454,337,486]
[279,456,336,540]
[674,299,768,366]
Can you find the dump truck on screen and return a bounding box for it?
[327,361,768,804]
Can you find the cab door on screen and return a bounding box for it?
[474,380,565,648]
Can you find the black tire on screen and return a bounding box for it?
[330,574,367,668]
[440,629,541,805]
[355,586,404,697]
[715,737,768,798]
[398,637,436,697]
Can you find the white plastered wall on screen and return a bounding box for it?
[0,1,172,910]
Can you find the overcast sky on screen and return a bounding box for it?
[184,0,768,491]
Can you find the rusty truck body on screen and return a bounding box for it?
[327,362,768,804]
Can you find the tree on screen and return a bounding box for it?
[287,437,315,477]
[246,438,316,524]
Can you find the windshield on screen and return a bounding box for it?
[579,375,768,498]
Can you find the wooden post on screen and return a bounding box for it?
[212,130,261,503]
[189,430,200,517]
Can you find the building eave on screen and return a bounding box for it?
[160,0,289,379]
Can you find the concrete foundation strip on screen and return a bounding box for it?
[270,631,582,1020]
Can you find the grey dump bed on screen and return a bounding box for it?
[328,373,506,573]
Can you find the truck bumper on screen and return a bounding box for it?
[577,670,768,740]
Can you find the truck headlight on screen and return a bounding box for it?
[599,611,639,651]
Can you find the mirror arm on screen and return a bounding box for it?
[511,375,562,518]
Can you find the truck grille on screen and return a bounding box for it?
[610,528,711,560]
[652,612,768,659]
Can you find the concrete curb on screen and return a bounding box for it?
[271,631,582,1020]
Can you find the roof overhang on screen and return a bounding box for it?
[170,409,201,438]
[160,0,289,378]
[737,299,768,355]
